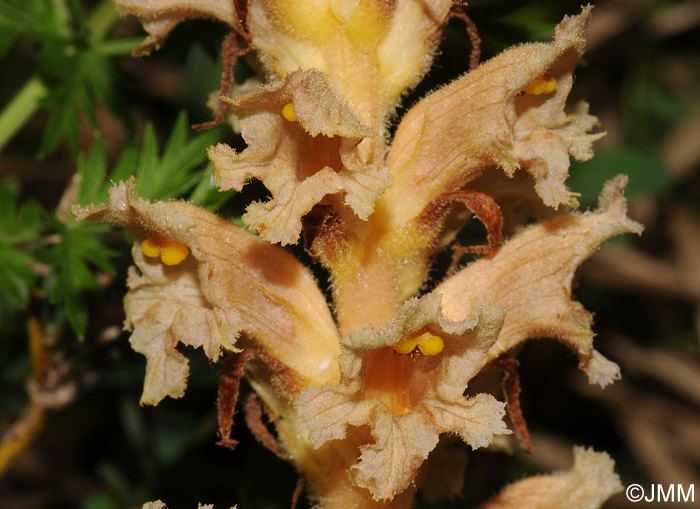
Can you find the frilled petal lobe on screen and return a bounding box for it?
[378,6,598,232]
[209,69,388,245]
[142,502,167,509]
[436,176,643,387]
[298,297,509,500]
[74,179,341,404]
[114,0,240,55]
[480,447,623,509]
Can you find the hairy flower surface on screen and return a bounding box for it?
[78,2,639,507]
[481,447,624,509]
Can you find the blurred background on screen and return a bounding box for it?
[1,0,698,507]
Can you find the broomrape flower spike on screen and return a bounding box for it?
[77,2,640,507]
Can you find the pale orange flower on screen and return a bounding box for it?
[77,2,638,507]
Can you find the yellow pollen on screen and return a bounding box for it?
[392,337,418,355]
[141,236,162,258]
[160,240,189,265]
[392,330,444,356]
[416,333,444,356]
[141,235,189,266]
[282,102,298,122]
[523,72,557,95]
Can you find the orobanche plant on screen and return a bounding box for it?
[75,2,641,507]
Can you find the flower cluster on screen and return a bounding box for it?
[76,2,640,507]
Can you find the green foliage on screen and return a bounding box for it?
[5,109,232,339]
[76,137,110,206]
[76,113,233,208]
[0,181,43,246]
[623,58,690,147]
[0,0,66,55]
[183,43,222,119]
[189,163,237,212]
[38,44,116,156]
[568,148,671,206]
[0,159,121,339]
[40,218,116,339]
[82,492,120,509]
[134,114,225,201]
[0,0,133,156]
[0,181,43,312]
[0,176,116,340]
[0,244,36,309]
[2,109,230,340]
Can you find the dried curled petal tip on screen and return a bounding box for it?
[523,72,557,95]
[281,102,298,122]
[141,235,189,266]
[392,331,444,356]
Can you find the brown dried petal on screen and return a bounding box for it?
[380,6,597,232]
[439,189,504,255]
[74,179,341,404]
[436,176,643,387]
[480,447,623,509]
[467,170,562,237]
[493,356,532,453]
[114,0,240,55]
[244,392,290,460]
[209,69,388,245]
[194,31,249,131]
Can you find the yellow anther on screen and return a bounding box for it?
[282,102,298,122]
[523,72,557,95]
[141,235,189,266]
[141,236,162,258]
[160,239,189,266]
[392,330,444,356]
[392,337,418,355]
[416,333,444,356]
